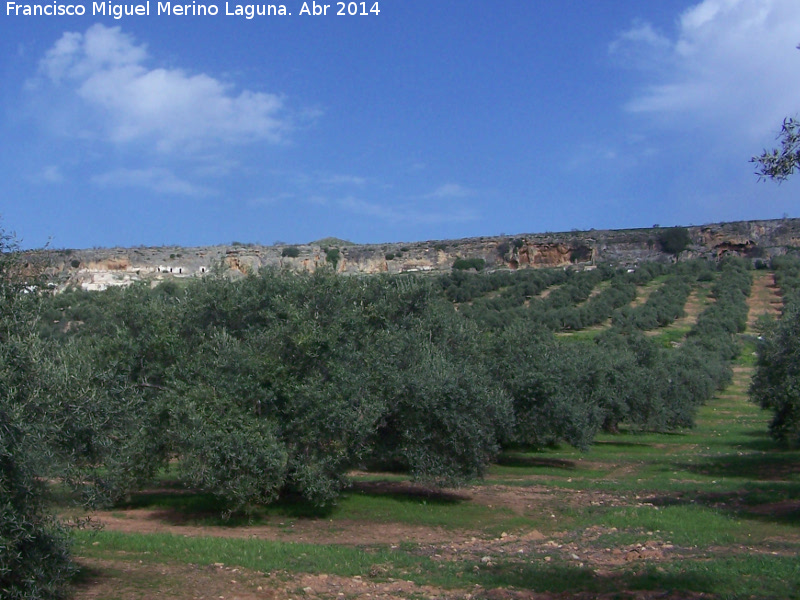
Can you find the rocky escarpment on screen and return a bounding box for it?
[33,218,800,291]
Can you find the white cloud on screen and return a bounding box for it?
[247,193,294,208]
[91,167,211,196]
[614,0,800,137]
[424,183,474,199]
[40,165,64,184]
[609,21,671,55]
[327,183,480,224]
[325,174,368,186]
[338,196,479,225]
[338,197,398,220]
[36,24,289,153]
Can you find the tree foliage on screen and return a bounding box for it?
[0,225,74,600]
[751,257,800,447]
[44,271,512,508]
[325,248,341,269]
[658,227,692,256]
[747,106,800,442]
[20,248,756,522]
[613,275,692,330]
[752,117,800,182]
[751,302,800,446]
[1,411,74,600]
[281,246,300,258]
[452,258,485,271]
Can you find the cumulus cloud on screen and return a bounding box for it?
[36,24,288,153]
[612,0,800,137]
[91,167,211,196]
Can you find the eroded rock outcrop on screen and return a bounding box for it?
[35,218,800,291]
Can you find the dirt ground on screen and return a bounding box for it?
[746,271,782,332]
[73,481,733,600]
[84,483,549,543]
[73,555,713,600]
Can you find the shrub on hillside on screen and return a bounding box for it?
[325,248,341,269]
[281,246,300,258]
[658,227,692,256]
[453,258,485,271]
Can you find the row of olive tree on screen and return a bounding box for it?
[749,104,800,445]
[38,261,745,508]
[41,271,513,510]
[613,275,692,330]
[458,266,641,331]
[6,253,754,600]
[750,256,800,446]
[447,259,745,447]
[7,258,756,600]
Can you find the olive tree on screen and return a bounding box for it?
[750,113,800,443]
[0,225,73,600]
[751,303,800,446]
[45,270,512,509]
[657,227,692,256]
[752,117,800,181]
[751,43,800,181]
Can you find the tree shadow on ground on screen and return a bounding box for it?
[115,486,335,525]
[647,446,800,526]
[681,450,800,480]
[349,480,469,504]
[476,561,717,598]
[495,454,578,470]
[594,440,655,448]
[727,430,785,452]
[70,562,107,587]
[646,482,800,527]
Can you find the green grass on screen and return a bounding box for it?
[556,328,606,341]
[73,530,800,599]
[476,554,800,599]
[649,326,693,347]
[337,486,535,533]
[593,504,748,546]
[75,530,422,578]
[112,480,539,534]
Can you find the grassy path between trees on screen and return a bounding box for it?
[69,333,800,600]
[746,271,782,333]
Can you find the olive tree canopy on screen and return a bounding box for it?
[752,117,800,182]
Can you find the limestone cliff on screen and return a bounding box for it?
[37,218,800,291]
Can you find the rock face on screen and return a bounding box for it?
[35,218,800,291]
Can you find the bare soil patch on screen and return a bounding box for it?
[89,507,463,546]
[535,284,561,301]
[573,281,609,308]
[87,482,625,546]
[668,285,708,331]
[73,474,791,600]
[746,272,782,333]
[74,556,712,600]
[629,282,660,308]
[74,558,269,600]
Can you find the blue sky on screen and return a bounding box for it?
[1,0,799,249]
